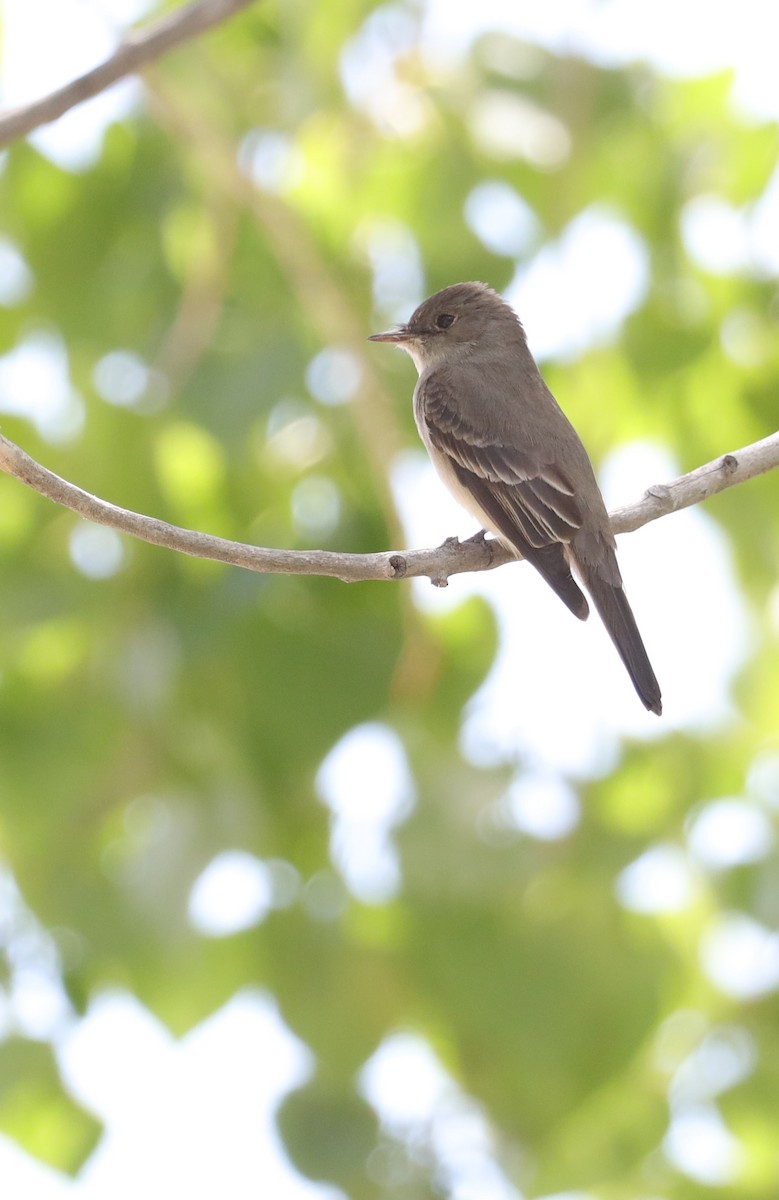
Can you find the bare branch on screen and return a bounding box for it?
[0,430,777,586]
[0,0,259,149]
[609,433,779,531]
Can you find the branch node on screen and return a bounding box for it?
[388,554,407,578]
[645,482,671,504]
[430,575,449,589]
[721,453,738,474]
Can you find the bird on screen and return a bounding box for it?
[369,281,662,715]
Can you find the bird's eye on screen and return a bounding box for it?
[436,313,455,329]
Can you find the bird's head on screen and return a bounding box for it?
[369,281,524,372]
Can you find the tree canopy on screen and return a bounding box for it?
[1,2,778,1197]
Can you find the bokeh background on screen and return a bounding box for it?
[1,1,779,1196]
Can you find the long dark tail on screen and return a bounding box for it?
[581,570,662,715]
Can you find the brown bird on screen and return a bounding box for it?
[370,281,662,715]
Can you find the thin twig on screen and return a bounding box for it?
[0,0,258,148]
[0,430,777,586]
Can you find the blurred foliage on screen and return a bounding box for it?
[1,0,779,1196]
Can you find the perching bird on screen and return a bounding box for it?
[369,281,662,715]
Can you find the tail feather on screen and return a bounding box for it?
[581,570,662,715]
[526,542,590,621]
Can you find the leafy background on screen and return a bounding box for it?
[1,0,778,1197]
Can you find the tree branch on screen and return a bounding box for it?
[0,0,259,149]
[0,430,777,586]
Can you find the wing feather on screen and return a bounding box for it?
[420,376,583,547]
[417,375,589,618]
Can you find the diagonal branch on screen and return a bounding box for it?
[607,434,779,532]
[0,430,777,586]
[0,0,259,149]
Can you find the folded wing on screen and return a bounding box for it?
[419,375,590,619]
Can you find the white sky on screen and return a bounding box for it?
[1,0,777,1196]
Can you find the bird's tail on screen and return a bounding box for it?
[581,569,662,715]
[527,542,590,621]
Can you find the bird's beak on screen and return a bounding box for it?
[368,325,413,343]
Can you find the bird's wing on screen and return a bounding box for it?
[419,373,584,548]
[418,373,589,619]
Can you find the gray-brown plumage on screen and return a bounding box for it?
[370,281,662,715]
